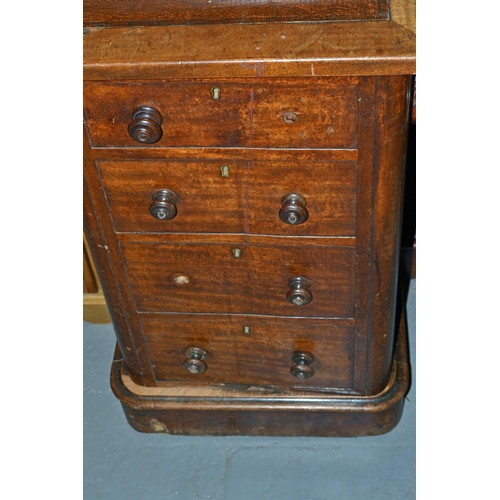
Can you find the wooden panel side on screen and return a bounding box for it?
[84,126,156,385]
[351,76,376,394]
[83,234,99,293]
[365,75,411,394]
[83,290,112,324]
[390,0,416,33]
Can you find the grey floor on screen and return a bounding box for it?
[84,280,415,499]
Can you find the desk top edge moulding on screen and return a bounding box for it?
[83,0,415,436]
[83,0,392,26]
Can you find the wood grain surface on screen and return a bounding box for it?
[97,158,357,236]
[120,239,356,317]
[83,79,358,149]
[141,315,354,391]
[83,0,415,436]
[83,21,415,80]
[365,75,411,394]
[84,127,155,385]
[84,0,389,26]
[84,76,410,393]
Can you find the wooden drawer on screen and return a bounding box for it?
[141,315,355,391]
[248,159,357,236]
[84,81,250,148]
[120,240,355,318]
[98,159,248,234]
[98,159,357,236]
[83,79,358,149]
[250,82,358,149]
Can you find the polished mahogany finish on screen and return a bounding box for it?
[83,0,415,436]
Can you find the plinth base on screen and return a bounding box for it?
[110,310,410,437]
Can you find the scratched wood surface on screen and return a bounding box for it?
[83,20,415,80]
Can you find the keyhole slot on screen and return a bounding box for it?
[211,86,221,101]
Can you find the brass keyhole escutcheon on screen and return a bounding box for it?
[211,86,221,100]
[232,248,242,258]
[220,165,230,177]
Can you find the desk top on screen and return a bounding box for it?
[83,0,415,80]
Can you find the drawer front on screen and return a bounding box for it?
[250,81,358,149]
[98,159,248,234]
[121,241,355,317]
[141,316,355,390]
[83,79,358,148]
[84,81,251,148]
[98,159,357,236]
[248,160,357,236]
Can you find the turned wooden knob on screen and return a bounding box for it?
[290,352,315,379]
[286,276,312,306]
[149,189,178,220]
[128,106,163,144]
[279,194,308,225]
[183,347,207,374]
